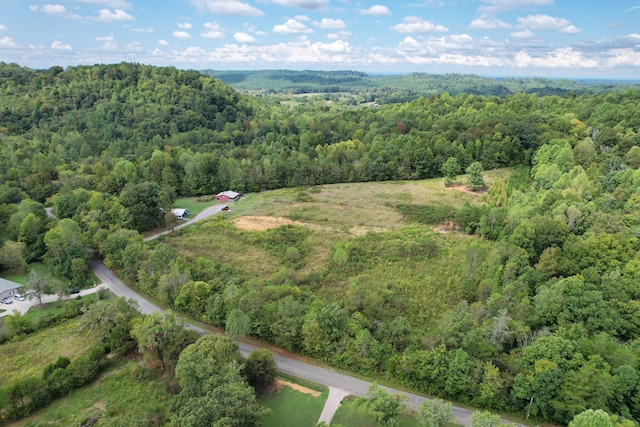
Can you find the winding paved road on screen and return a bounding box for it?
[89,202,523,427]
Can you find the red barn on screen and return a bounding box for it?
[215,190,240,202]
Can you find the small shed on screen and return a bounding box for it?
[171,208,189,220]
[0,277,23,299]
[215,191,240,202]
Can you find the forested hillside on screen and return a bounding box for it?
[204,69,640,101]
[1,62,640,426]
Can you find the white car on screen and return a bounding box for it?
[14,293,26,301]
[1,297,12,304]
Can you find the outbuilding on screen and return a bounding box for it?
[171,208,189,220]
[0,277,23,299]
[215,191,240,202]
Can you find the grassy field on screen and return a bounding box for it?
[0,318,100,387]
[332,397,420,427]
[260,377,328,427]
[174,195,219,217]
[8,361,174,427]
[164,170,509,327]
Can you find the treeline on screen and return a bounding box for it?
[204,68,640,99]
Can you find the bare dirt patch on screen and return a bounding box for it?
[232,216,303,231]
[433,220,461,234]
[447,182,487,195]
[274,378,322,397]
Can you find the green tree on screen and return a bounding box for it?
[470,411,504,427]
[119,181,171,232]
[466,161,485,191]
[417,399,455,427]
[357,383,409,427]
[24,270,54,307]
[79,297,141,354]
[442,156,462,187]
[244,349,277,393]
[568,409,613,427]
[130,310,184,371]
[226,308,251,340]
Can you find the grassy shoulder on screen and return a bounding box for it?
[7,361,174,427]
[173,195,218,217]
[260,376,328,427]
[332,396,420,427]
[0,318,100,387]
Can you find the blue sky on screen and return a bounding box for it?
[1,0,639,78]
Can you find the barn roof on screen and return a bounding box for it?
[217,190,239,198]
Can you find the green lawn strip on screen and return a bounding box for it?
[13,361,173,427]
[174,195,217,217]
[260,376,328,427]
[331,396,420,427]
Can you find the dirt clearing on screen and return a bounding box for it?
[274,379,322,397]
[232,216,303,231]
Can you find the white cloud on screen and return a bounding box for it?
[188,0,264,16]
[96,9,134,22]
[398,36,422,51]
[29,5,40,12]
[478,0,554,14]
[178,22,193,29]
[273,19,313,35]
[517,15,580,34]
[327,31,352,39]
[0,37,17,48]
[172,31,192,39]
[96,35,117,49]
[607,48,640,67]
[51,40,72,50]
[202,22,225,38]
[43,4,68,15]
[510,29,535,39]
[391,16,448,33]
[295,15,311,22]
[358,5,391,16]
[313,18,346,29]
[0,24,7,31]
[514,47,599,68]
[316,39,350,53]
[70,0,131,8]
[234,32,258,43]
[270,0,329,10]
[469,16,510,30]
[158,39,169,45]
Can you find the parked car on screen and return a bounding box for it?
[14,293,26,301]
[221,206,230,211]
[1,297,13,304]
[70,288,80,294]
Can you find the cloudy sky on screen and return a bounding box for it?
[1,0,639,78]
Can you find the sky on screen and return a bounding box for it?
[1,0,639,79]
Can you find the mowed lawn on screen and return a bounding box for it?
[332,397,421,427]
[260,379,328,427]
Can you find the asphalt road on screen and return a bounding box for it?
[89,202,522,427]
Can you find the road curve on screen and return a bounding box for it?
[90,203,522,427]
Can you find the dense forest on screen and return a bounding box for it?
[1,61,640,426]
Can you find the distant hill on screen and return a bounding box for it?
[203,69,640,101]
